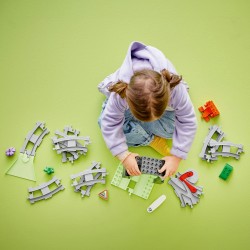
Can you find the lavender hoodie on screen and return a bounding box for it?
[98,41,197,159]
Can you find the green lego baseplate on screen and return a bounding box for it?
[111,163,156,199]
[219,163,233,180]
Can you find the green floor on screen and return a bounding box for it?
[0,1,250,249]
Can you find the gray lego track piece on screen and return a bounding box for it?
[168,170,203,208]
[52,136,91,144]
[70,162,107,197]
[211,152,241,160]
[199,125,225,162]
[52,126,91,163]
[56,146,88,154]
[27,176,64,204]
[62,152,67,163]
[53,141,81,162]
[63,126,80,136]
[80,172,102,197]
[70,162,101,179]
[20,121,50,157]
[74,178,106,191]
[54,129,91,145]
[70,168,106,180]
[209,141,243,160]
[52,138,87,151]
[209,141,243,151]
[168,178,201,208]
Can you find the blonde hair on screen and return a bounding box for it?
[109,69,182,121]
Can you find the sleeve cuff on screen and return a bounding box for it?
[110,143,128,157]
[170,148,188,160]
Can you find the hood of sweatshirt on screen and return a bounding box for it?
[98,41,182,97]
[118,41,172,82]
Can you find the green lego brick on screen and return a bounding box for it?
[111,163,156,199]
[219,163,233,180]
[44,167,54,175]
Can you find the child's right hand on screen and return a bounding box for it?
[122,153,141,176]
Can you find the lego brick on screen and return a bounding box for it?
[44,167,54,175]
[219,163,233,180]
[199,101,220,122]
[112,163,156,199]
[5,147,16,156]
[98,190,109,200]
[123,156,165,181]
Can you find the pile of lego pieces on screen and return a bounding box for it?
[200,125,244,162]
[168,169,203,208]
[52,126,91,163]
[70,161,107,198]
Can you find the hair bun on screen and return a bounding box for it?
[161,69,182,88]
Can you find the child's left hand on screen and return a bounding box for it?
[158,155,182,179]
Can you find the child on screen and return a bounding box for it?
[98,41,197,178]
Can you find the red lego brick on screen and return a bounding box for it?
[198,101,220,121]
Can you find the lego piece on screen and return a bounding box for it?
[99,190,109,200]
[209,141,243,160]
[5,122,49,181]
[5,147,16,156]
[111,163,156,199]
[80,173,102,197]
[179,171,197,193]
[168,169,203,208]
[199,125,225,162]
[27,177,64,204]
[70,162,108,198]
[219,163,233,180]
[44,167,54,175]
[147,195,166,213]
[199,101,220,122]
[6,153,36,181]
[123,156,165,183]
[20,121,50,157]
[199,125,244,162]
[52,126,90,163]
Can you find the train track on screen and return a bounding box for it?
[27,177,64,204]
[20,121,50,157]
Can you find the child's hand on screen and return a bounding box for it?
[158,155,182,178]
[122,153,141,176]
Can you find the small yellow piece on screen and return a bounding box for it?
[149,136,170,156]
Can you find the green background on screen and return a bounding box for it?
[0,0,249,249]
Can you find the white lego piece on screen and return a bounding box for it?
[147,195,166,213]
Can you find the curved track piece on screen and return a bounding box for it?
[27,177,64,204]
[20,121,50,157]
